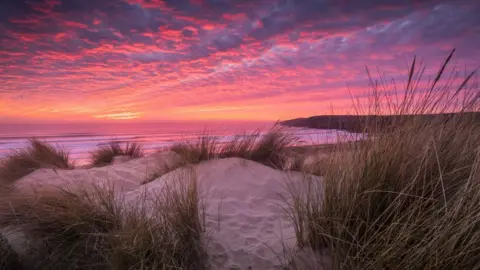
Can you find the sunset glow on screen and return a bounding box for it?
[1,0,479,122]
[94,111,142,120]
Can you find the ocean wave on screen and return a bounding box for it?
[0,128,364,166]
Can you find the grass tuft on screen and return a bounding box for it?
[170,127,296,169]
[90,142,144,167]
[0,138,72,185]
[170,135,218,165]
[287,49,480,269]
[0,171,205,270]
[0,233,22,270]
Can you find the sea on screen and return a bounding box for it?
[0,121,359,166]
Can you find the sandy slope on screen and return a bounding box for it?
[6,153,327,269]
[13,151,181,193]
[125,157,320,269]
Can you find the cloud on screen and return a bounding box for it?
[0,0,479,121]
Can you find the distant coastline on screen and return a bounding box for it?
[280,112,480,132]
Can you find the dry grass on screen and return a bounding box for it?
[286,154,333,177]
[147,128,295,185]
[288,155,308,172]
[170,127,297,169]
[90,142,144,167]
[0,138,72,185]
[0,172,205,270]
[0,233,22,269]
[287,49,480,269]
[170,135,218,165]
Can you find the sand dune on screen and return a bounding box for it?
[5,153,327,269]
[127,157,321,269]
[13,151,181,193]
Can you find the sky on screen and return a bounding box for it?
[0,0,479,123]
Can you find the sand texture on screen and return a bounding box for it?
[13,151,181,193]
[6,153,327,269]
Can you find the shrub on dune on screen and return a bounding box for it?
[287,49,480,269]
[90,142,144,167]
[170,135,218,165]
[0,138,72,185]
[0,173,206,270]
[170,127,296,169]
[0,234,22,270]
[217,132,258,160]
[248,129,296,168]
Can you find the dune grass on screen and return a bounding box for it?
[170,127,296,169]
[90,142,144,167]
[145,127,296,185]
[0,170,205,270]
[286,49,480,269]
[0,233,22,270]
[0,138,72,185]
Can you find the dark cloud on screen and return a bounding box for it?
[212,33,244,51]
[78,28,121,43]
[128,51,185,63]
[243,0,446,41]
[53,0,118,13]
[0,0,43,23]
[162,0,261,19]
[0,0,471,59]
[105,4,167,35]
[182,29,195,37]
[158,0,444,39]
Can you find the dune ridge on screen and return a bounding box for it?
[1,152,325,269]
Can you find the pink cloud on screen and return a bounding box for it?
[0,0,478,122]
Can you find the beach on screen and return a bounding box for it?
[0,121,361,166]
